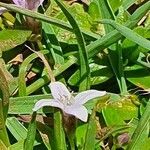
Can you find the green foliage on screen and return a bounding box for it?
[0,0,150,149]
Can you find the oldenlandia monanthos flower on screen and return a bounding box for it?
[33,82,106,122]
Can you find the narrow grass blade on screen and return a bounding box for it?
[24,112,37,150]
[87,1,150,58]
[98,0,127,94]
[42,22,64,65]
[18,50,49,96]
[6,117,27,141]
[127,100,150,150]
[0,2,98,40]
[53,110,67,150]
[54,0,90,91]
[100,19,150,51]
[83,109,97,150]
[0,59,10,146]
[26,56,77,95]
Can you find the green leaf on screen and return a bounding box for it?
[8,94,52,114]
[8,140,24,150]
[100,19,150,51]
[102,94,138,126]
[6,117,27,141]
[18,50,49,96]
[68,64,113,86]
[42,22,64,65]
[53,110,67,150]
[83,110,97,150]
[0,2,98,40]
[87,1,150,58]
[126,66,150,89]
[0,30,31,52]
[24,112,37,150]
[54,0,90,91]
[127,100,150,150]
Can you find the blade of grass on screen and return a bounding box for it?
[99,0,127,94]
[24,112,37,150]
[100,19,150,51]
[26,56,77,95]
[54,0,90,91]
[0,2,98,40]
[19,50,49,96]
[20,1,149,95]
[83,108,97,150]
[127,100,150,150]
[87,1,150,58]
[0,58,10,146]
[53,110,67,150]
[42,22,64,65]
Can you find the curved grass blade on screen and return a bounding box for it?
[26,56,77,95]
[127,100,150,150]
[54,0,90,91]
[100,19,150,51]
[0,58,10,146]
[87,1,150,58]
[17,1,150,95]
[18,50,49,96]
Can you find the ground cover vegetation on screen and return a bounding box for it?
[0,0,150,149]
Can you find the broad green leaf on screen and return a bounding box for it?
[76,123,88,149]
[102,94,138,126]
[108,0,122,12]
[126,66,150,89]
[68,64,113,86]
[0,30,31,52]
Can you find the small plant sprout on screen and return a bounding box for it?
[33,81,106,122]
[12,0,44,11]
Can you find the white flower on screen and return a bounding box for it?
[0,7,7,15]
[33,82,106,122]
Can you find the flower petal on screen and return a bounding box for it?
[0,7,7,15]
[49,82,71,102]
[64,105,88,122]
[74,90,106,105]
[26,0,44,10]
[12,0,26,8]
[32,99,64,111]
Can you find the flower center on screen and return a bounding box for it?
[58,93,74,106]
